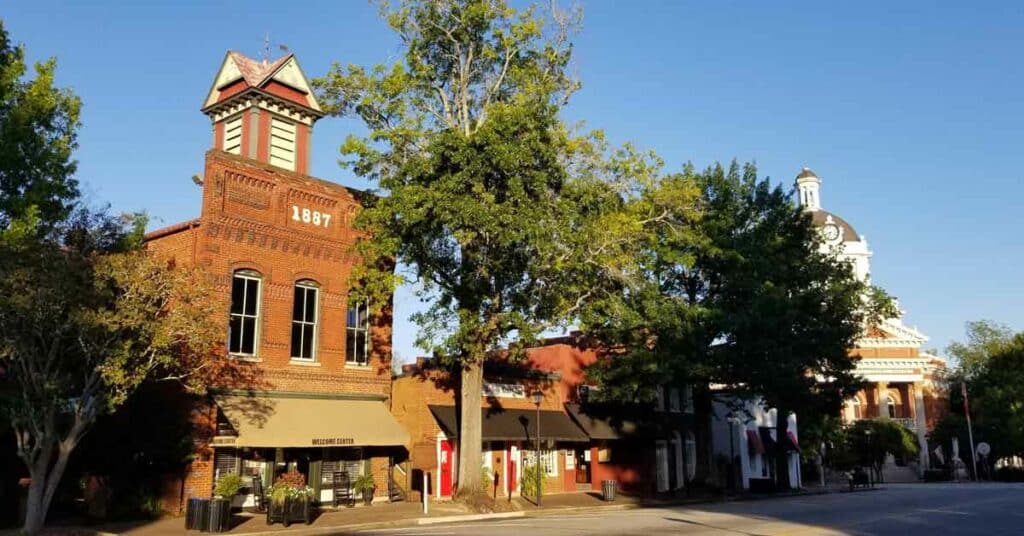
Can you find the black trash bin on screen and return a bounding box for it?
[185,497,210,531]
[601,479,617,501]
[208,498,232,532]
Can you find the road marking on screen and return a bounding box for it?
[917,508,971,515]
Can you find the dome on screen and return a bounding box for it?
[796,167,818,180]
[811,210,859,242]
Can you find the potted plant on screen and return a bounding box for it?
[352,474,375,506]
[266,471,314,527]
[209,474,242,532]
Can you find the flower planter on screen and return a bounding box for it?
[207,498,232,533]
[266,496,313,527]
[361,488,374,506]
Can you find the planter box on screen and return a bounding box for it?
[266,496,313,527]
[208,498,232,533]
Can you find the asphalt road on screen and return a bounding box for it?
[354,483,1024,536]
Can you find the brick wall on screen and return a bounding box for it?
[146,149,396,512]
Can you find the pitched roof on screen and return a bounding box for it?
[202,51,322,114]
[228,51,292,87]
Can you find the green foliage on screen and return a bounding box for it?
[0,208,243,533]
[947,320,1014,378]
[583,162,896,490]
[932,322,1024,473]
[315,0,660,494]
[845,419,919,478]
[214,474,244,498]
[352,473,376,493]
[0,20,82,229]
[481,465,493,491]
[519,463,545,498]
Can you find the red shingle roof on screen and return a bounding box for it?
[228,51,293,88]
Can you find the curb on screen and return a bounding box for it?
[417,511,524,525]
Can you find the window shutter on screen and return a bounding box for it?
[214,449,239,479]
[269,117,296,171]
[223,115,243,155]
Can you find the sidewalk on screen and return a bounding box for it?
[35,486,858,536]
[37,500,471,536]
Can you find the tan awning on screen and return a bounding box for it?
[212,395,409,448]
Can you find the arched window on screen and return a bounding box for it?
[886,394,897,419]
[291,280,320,361]
[685,431,697,480]
[228,269,262,356]
[849,397,863,420]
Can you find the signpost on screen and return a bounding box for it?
[962,382,979,481]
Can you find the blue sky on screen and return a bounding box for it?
[6,1,1023,362]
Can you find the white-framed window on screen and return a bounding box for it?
[885,394,897,419]
[290,281,319,360]
[669,387,681,413]
[269,115,296,171]
[685,431,697,479]
[655,385,665,412]
[223,114,243,155]
[683,385,695,414]
[228,270,261,356]
[346,300,370,365]
[542,450,558,477]
[524,449,559,477]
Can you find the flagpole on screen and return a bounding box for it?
[962,382,978,481]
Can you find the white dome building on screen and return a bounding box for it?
[795,168,947,478]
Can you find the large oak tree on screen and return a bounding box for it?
[315,0,657,496]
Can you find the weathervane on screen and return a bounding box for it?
[262,33,289,65]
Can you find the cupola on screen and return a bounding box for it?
[795,167,821,211]
[201,51,323,174]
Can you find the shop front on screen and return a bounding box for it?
[211,393,409,506]
[427,405,590,498]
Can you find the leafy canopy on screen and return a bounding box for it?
[0,20,81,229]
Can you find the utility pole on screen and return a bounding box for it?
[962,382,978,481]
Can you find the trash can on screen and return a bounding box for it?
[208,497,231,532]
[601,479,617,501]
[185,497,210,531]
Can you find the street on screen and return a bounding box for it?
[354,484,1024,536]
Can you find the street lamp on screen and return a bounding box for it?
[531,390,543,507]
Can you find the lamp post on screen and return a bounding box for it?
[531,390,543,507]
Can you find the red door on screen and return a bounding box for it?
[507,447,518,494]
[440,440,454,497]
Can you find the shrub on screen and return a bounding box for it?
[519,464,545,499]
[923,469,950,482]
[213,474,243,498]
[481,466,493,491]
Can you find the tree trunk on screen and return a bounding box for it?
[22,455,51,536]
[456,360,484,497]
[775,407,793,491]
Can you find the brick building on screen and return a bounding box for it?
[391,338,699,500]
[145,50,407,512]
[524,339,699,497]
[391,359,588,500]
